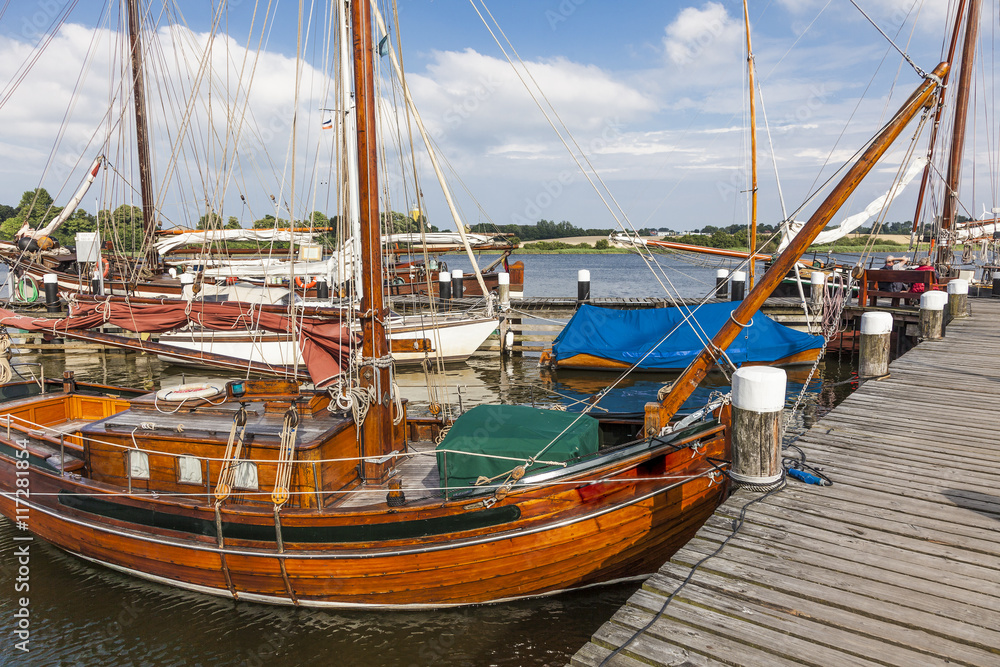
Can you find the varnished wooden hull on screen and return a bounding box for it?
[0,404,727,608]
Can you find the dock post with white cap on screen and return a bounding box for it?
[497,272,510,311]
[859,311,892,379]
[730,271,746,301]
[810,271,826,309]
[919,291,948,340]
[946,278,968,323]
[43,274,60,313]
[451,268,464,299]
[438,271,451,301]
[715,269,728,298]
[730,366,786,491]
[577,269,591,307]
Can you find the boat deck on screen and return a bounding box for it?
[572,297,1000,666]
[335,439,444,509]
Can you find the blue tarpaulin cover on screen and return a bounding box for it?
[549,302,823,370]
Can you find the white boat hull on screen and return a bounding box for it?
[156,315,497,368]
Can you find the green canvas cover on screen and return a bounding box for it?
[435,404,600,494]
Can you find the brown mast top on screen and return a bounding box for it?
[910,0,968,240]
[125,0,159,271]
[649,62,949,430]
[938,0,982,268]
[352,0,394,482]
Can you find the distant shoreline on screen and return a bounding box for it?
[510,245,929,255]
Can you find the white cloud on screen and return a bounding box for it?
[663,2,743,69]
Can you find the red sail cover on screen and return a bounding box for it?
[0,301,358,386]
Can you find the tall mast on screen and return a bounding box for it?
[125,0,158,270]
[937,0,982,269]
[910,0,967,243]
[649,63,948,428]
[744,0,758,289]
[352,0,393,481]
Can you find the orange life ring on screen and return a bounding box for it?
[294,276,317,289]
[100,257,110,278]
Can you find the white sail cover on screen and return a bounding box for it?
[384,233,504,248]
[154,229,316,256]
[778,157,926,252]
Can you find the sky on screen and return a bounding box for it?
[0,0,995,235]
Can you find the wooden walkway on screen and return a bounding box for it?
[572,297,1000,667]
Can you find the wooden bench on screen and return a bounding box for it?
[857,269,935,307]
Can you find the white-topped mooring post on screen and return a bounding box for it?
[438,271,451,301]
[919,290,948,340]
[946,279,968,323]
[859,311,893,379]
[715,269,729,299]
[497,271,510,310]
[731,271,747,301]
[731,366,786,491]
[577,269,591,307]
[451,268,464,299]
[43,273,60,314]
[810,271,826,309]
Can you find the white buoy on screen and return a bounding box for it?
[919,290,948,340]
[731,271,747,301]
[946,278,968,322]
[731,366,786,490]
[497,271,510,310]
[859,311,893,379]
[810,271,826,308]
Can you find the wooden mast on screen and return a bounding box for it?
[910,0,967,242]
[647,62,949,430]
[937,0,982,270]
[125,0,158,271]
[744,0,758,289]
[352,0,393,481]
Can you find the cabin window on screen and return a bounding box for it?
[233,461,258,490]
[177,455,203,485]
[128,450,150,480]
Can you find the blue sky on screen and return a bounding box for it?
[0,1,994,235]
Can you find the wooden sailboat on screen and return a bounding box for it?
[0,0,948,608]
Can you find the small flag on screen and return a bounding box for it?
[322,118,333,130]
[378,35,389,57]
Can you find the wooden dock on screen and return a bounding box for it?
[572,297,1000,666]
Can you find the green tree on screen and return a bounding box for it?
[0,188,60,239]
[595,239,610,250]
[53,208,98,247]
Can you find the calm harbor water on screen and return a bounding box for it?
[0,252,860,666]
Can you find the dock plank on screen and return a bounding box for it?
[572,297,1000,666]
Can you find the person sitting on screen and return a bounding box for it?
[878,255,907,293]
[909,257,935,294]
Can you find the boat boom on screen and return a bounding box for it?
[648,61,950,432]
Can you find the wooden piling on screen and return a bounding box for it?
[730,366,785,490]
[858,311,892,378]
[810,271,825,309]
[919,290,947,340]
[946,278,968,322]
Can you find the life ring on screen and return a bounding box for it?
[155,382,224,402]
[294,276,316,289]
[100,257,110,278]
